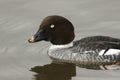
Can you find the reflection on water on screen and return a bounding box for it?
[30,61,120,80]
[77,64,102,70]
[30,63,76,80]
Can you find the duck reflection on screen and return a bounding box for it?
[30,62,76,80]
[77,64,102,70]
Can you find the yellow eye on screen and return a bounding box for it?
[50,24,55,28]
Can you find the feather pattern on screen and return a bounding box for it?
[48,36,120,66]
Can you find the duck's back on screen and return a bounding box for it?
[74,36,120,45]
[74,36,120,50]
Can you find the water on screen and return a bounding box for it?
[0,0,120,80]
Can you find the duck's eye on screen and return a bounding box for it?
[50,24,55,29]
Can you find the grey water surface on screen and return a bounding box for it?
[0,0,120,80]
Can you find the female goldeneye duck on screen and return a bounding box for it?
[28,15,120,69]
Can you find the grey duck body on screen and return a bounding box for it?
[48,36,120,66]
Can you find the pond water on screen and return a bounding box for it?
[0,0,120,80]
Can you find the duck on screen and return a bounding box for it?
[28,15,120,69]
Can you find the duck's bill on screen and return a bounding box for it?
[28,36,35,43]
[28,35,46,43]
[28,29,48,43]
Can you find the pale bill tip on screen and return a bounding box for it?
[29,36,35,43]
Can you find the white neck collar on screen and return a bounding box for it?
[49,42,73,50]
